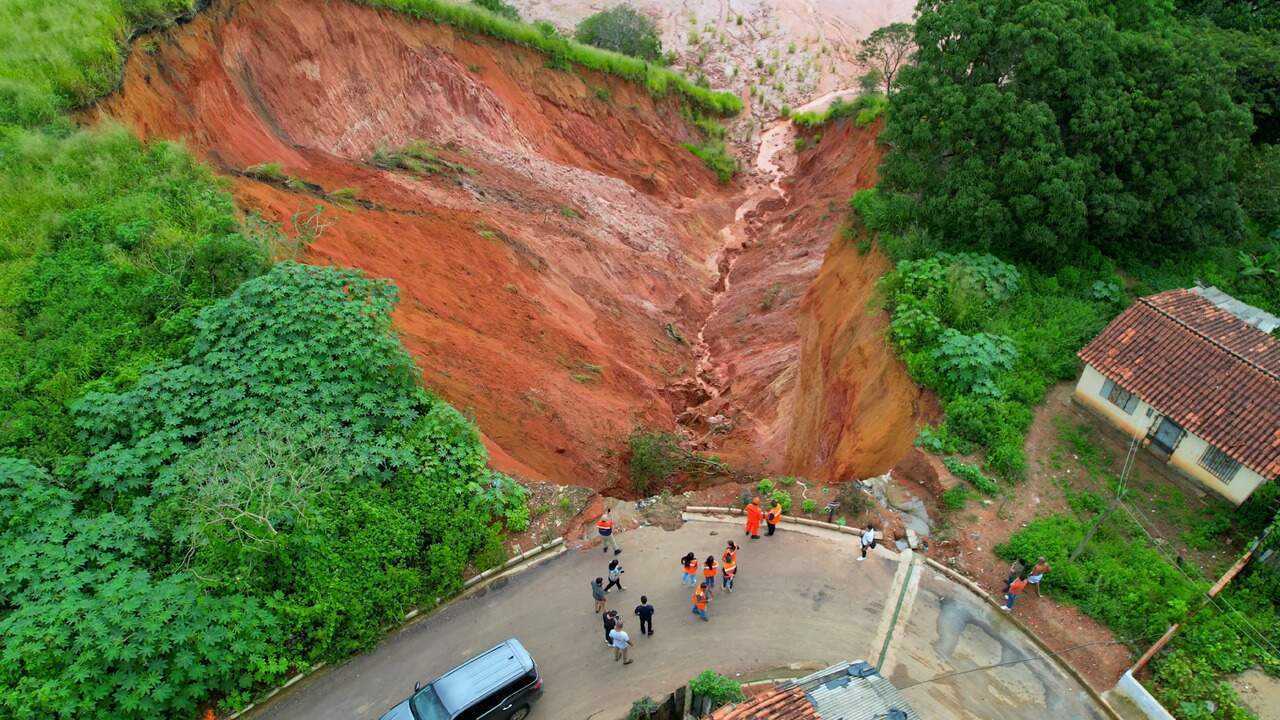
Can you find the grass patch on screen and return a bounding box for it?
[790,93,887,128]
[357,0,741,117]
[371,140,473,175]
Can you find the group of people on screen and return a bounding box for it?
[1001,556,1052,610]
[682,539,740,621]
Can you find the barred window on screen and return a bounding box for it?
[1198,446,1241,484]
[1100,378,1139,414]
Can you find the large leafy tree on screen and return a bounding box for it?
[880,0,1253,264]
[574,4,663,61]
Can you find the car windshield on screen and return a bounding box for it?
[409,685,450,720]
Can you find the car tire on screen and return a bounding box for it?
[509,705,531,720]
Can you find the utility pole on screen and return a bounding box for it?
[1130,523,1275,675]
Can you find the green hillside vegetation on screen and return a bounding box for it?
[858,1,1280,716]
[1,0,750,716]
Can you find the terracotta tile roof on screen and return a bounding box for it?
[1078,289,1280,479]
[711,687,818,720]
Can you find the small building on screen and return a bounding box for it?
[1075,287,1280,505]
[711,661,920,720]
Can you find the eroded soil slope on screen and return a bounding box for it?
[97,0,929,489]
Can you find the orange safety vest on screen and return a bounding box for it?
[722,559,736,576]
[768,504,782,522]
[596,518,613,535]
[703,563,716,578]
[683,557,698,573]
[693,588,708,609]
[1008,578,1029,595]
[722,549,736,566]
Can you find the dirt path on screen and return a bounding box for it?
[928,384,1150,691]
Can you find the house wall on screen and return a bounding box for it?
[1073,365,1158,438]
[1073,365,1268,506]
[1166,430,1267,506]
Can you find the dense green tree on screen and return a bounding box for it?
[574,4,663,61]
[881,0,1253,264]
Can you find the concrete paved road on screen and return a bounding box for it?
[251,519,1105,720]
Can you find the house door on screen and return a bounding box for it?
[1149,417,1184,456]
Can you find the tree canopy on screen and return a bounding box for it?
[880,0,1253,265]
[855,22,913,93]
[574,4,663,62]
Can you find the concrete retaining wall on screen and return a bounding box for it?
[1113,670,1175,720]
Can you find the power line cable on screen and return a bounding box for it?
[1114,500,1280,659]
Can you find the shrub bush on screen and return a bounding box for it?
[683,140,738,183]
[941,485,970,510]
[942,458,998,495]
[757,477,776,496]
[801,498,818,514]
[689,670,745,709]
[771,489,792,513]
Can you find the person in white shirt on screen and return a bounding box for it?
[609,621,633,665]
[859,525,877,561]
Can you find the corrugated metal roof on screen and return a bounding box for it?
[1193,285,1280,334]
[712,661,920,720]
[1078,288,1280,479]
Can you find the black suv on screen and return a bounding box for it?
[379,639,542,720]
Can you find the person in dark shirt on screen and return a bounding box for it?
[602,609,620,645]
[633,596,655,636]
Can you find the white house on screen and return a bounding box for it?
[1075,287,1280,506]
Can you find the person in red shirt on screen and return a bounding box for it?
[597,510,621,555]
[744,497,764,539]
[1003,573,1029,610]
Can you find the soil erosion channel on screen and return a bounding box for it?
[96,0,932,491]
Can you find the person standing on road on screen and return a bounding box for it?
[1028,557,1051,596]
[602,608,619,645]
[592,577,607,614]
[597,510,621,555]
[610,620,633,665]
[744,497,764,539]
[701,556,717,599]
[634,596,655,636]
[766,499,783,536]
[604,558,626,592]
[1003,574,1029,610]
[680,552,699,587]
[721,541,738,590]
[858,524,877,561]
[691,582,710,621]
[721,549,737,593]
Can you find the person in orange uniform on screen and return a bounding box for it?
[744,497,764,539]
[597,510,621,555]
[701,555,718,599]
[721,542,738,593]
[766,499,783,536]
[680,552,699,587]
[691,582,710,621]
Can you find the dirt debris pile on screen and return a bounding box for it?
[97,0,930,491]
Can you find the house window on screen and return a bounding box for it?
[1198,446,1241,484]
[1100,378,1139,414]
